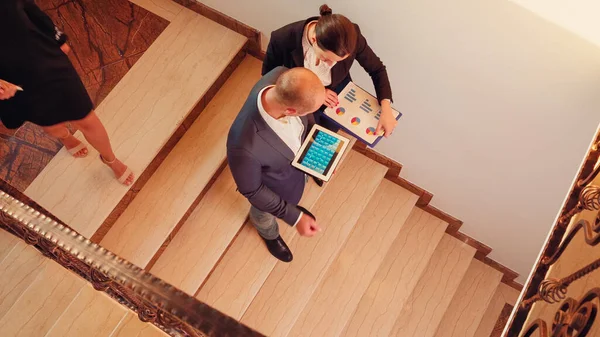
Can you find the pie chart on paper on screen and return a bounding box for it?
[351,117,361,125]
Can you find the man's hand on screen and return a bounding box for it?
[296,213,321,237]
[60,43,71,54]
[324,89,339,108]
[0,80,18,100]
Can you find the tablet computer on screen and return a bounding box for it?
[292,125,350,182]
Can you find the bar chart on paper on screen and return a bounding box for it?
[325,82,402,146]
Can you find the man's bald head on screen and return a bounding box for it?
[273,68,325,116]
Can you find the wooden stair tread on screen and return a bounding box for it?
[100,57,261,267]
[195,220,296,319]
[24,8,247,238]
[0,230,17,264]
[0,241,46,320]
[149,166,249,293]
[0,261,85,337]
[240,151,388,337]
[341,209,448,337]
[45,285,128,337]
[110,313,168,337]
[474,283,520,337]
[388,235,476,337]
[433,259,503,337]
[196,138,356,319]
[288,179,418,337]
[127,0,183,22]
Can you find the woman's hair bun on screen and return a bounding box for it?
[319,4,333,16]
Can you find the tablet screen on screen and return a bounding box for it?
[297,130,345,176]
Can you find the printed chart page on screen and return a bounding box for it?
[324,82,401,146]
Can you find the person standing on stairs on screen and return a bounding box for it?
[262,4,398,138]
[0,0,134,186]
[227,67,326,262]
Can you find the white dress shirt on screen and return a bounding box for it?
[257,86,305,226]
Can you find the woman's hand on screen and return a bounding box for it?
[324,89,339,108]
[0,80,18,100]
[60,43,71,54]
[375,100,398,137]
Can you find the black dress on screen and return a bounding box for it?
[0,0,93,129]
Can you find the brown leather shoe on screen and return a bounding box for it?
[263,235,293,262]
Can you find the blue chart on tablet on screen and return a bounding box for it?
[300,131,341,175]
[293,125,350,181]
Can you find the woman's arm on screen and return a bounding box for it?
[354,25,397,136]
[354,26,392,102]
[22,0,68,46]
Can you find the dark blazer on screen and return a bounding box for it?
[227,67,314,226]
[262,17,393,102]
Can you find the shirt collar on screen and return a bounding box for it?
[257,85,291,125]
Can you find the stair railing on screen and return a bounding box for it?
[0,180,263,337]
[505,126,600,337]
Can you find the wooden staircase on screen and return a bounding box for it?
[0,1,521,336]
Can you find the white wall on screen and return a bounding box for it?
[509,0,600,47]
[200,0,600,282]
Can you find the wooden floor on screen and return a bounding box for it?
[0,0,521,336]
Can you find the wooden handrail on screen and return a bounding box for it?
[0,179,263,337]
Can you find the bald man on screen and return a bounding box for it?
[227,66,326,262]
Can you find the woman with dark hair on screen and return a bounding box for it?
[262,4,397,137]
[0,0,134,185]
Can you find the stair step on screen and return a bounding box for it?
[196,220,298,319]
[196,137,356,319]
[240,151,388,337]
[434,259,503,337]
[0,230,17,264]
[149,166,249,294]
[388,235,476,337]
[23,8,247,238]
[100,56,261,268]
[0,261,85,337]
[110,313,168,337]
[128,0,183,22]
[288,179,418,337]
[0,242,46,319]
[45,285,128,337]
[474,283,520,336]
[340,208,448,337]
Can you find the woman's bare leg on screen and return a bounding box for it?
[43,123,88,157]
[71,111,134,185]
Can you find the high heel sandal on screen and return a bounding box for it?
[100,155,134,185]
[59,134,88,158]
